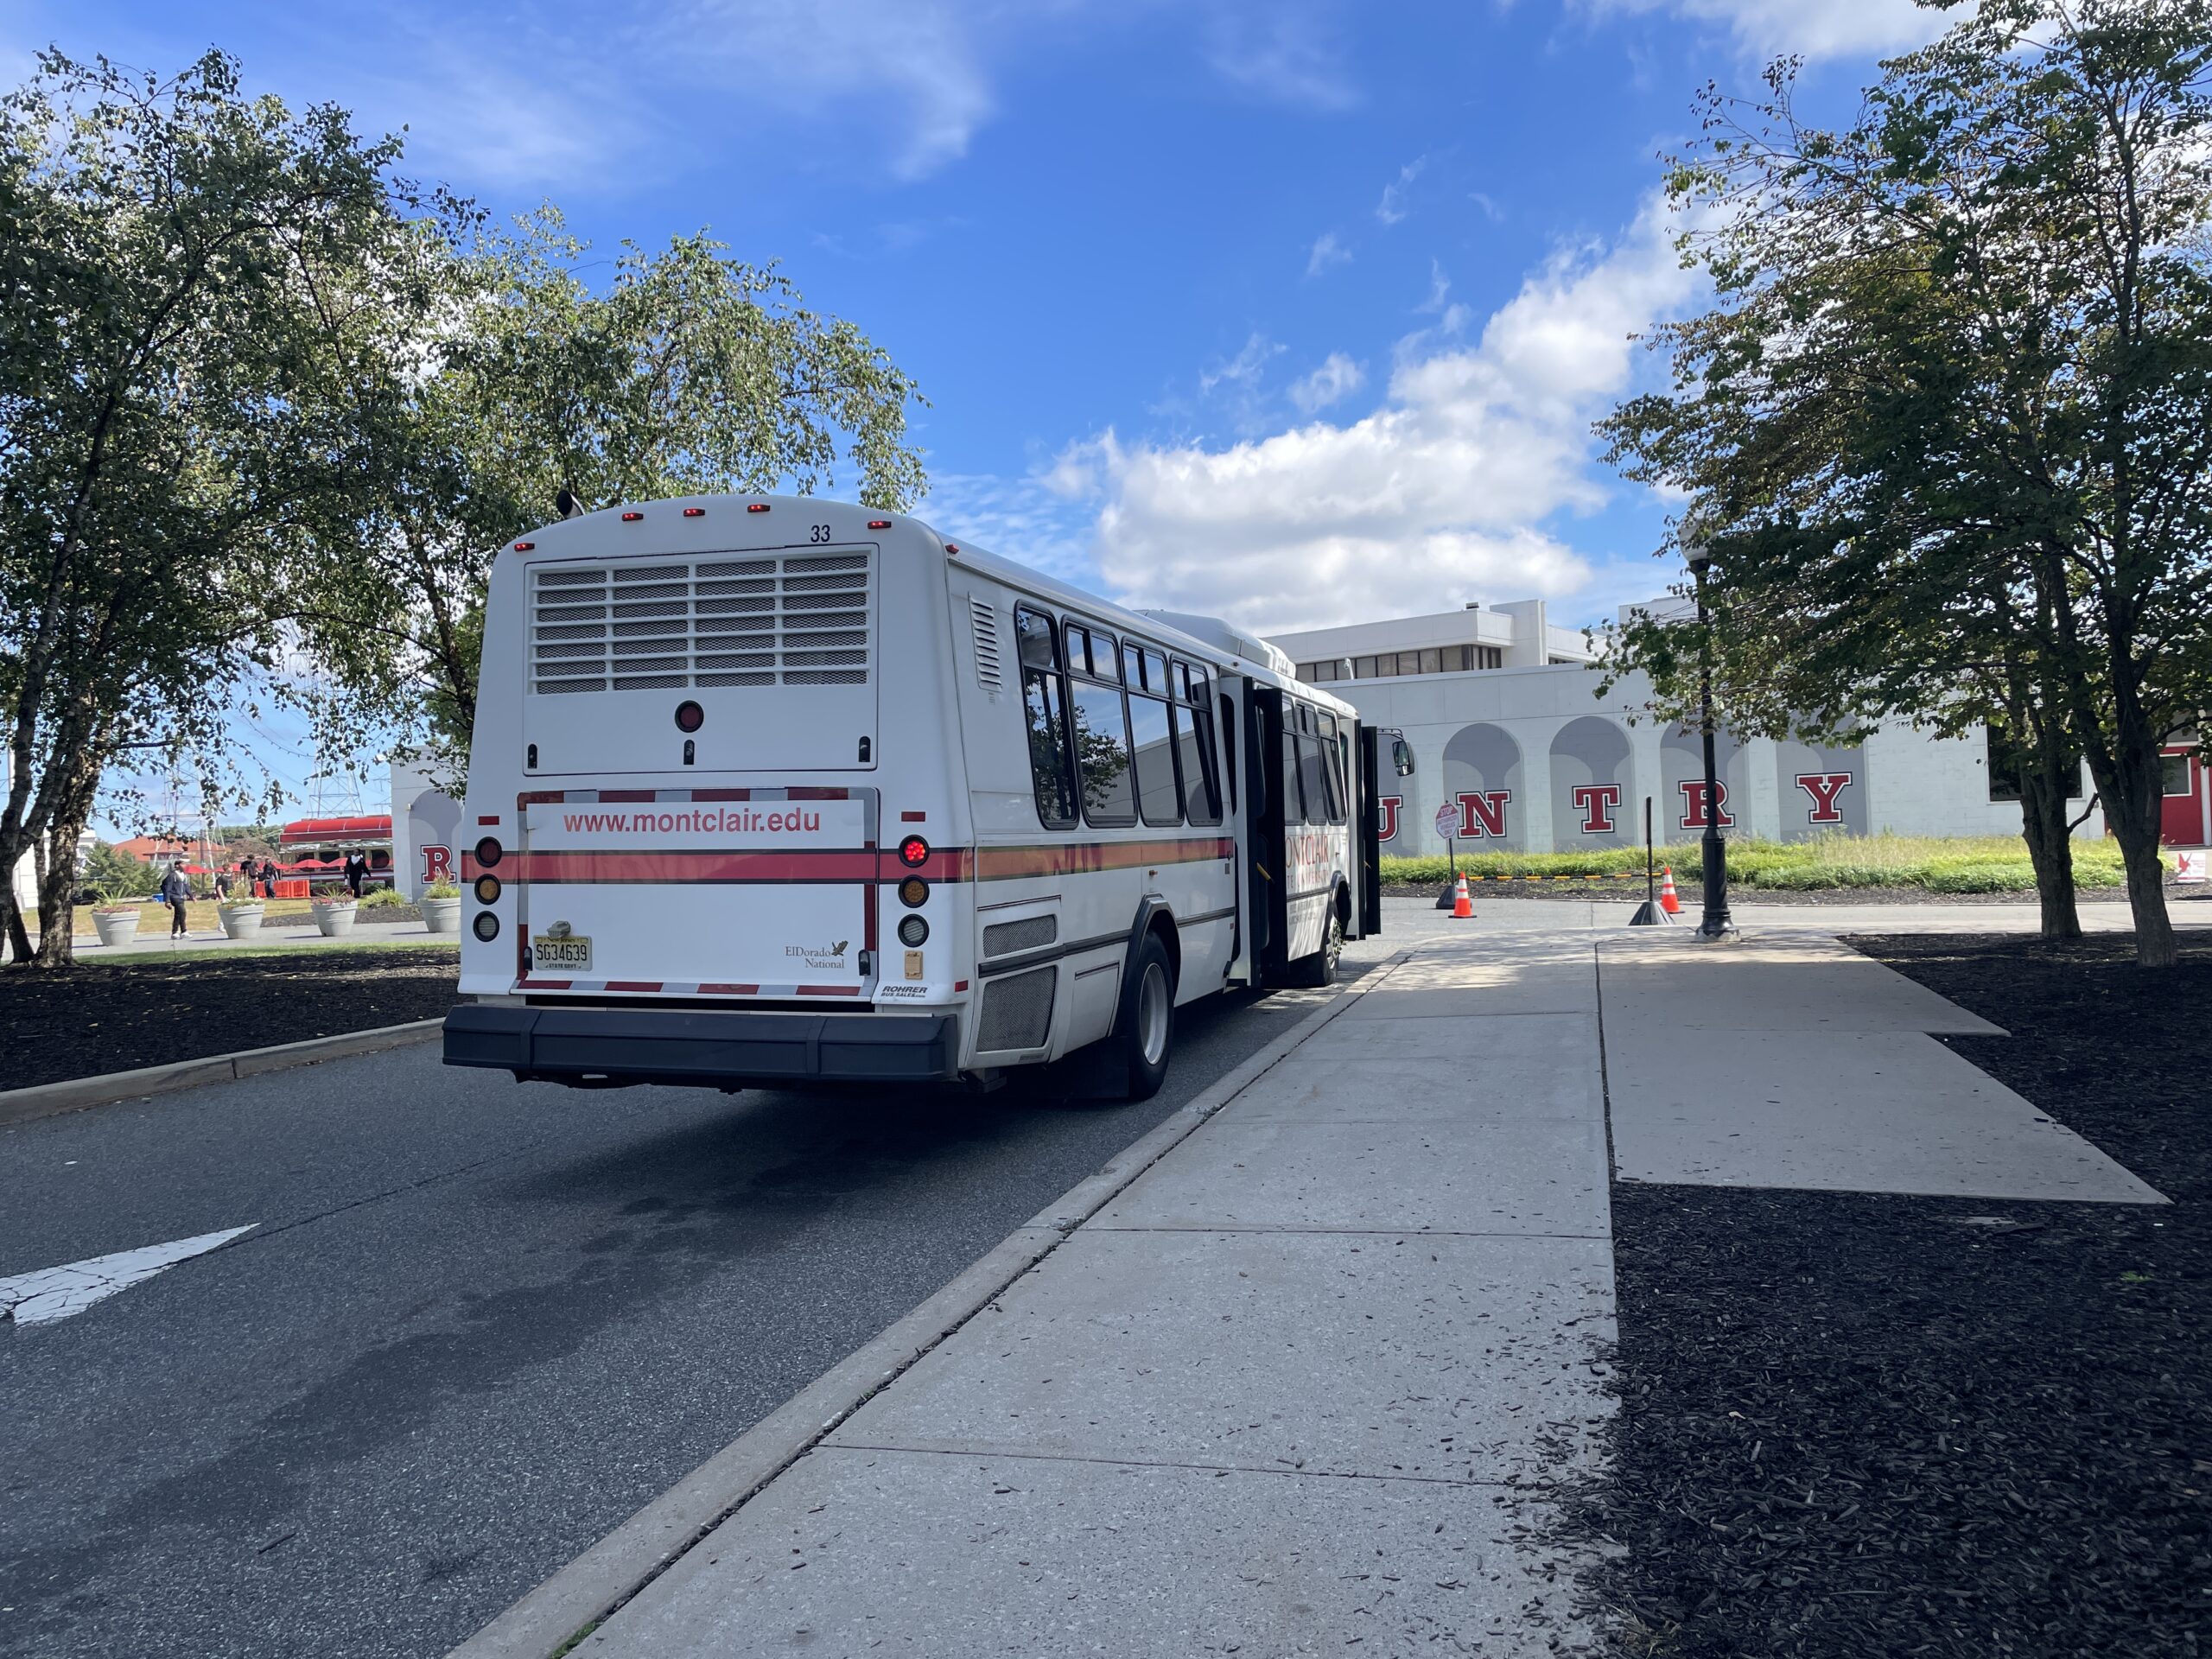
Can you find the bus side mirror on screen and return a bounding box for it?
[1390,736,1415,777]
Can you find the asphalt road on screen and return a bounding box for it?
[0,936,1410,1659]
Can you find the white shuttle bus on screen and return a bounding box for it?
[443,494,1402,1100]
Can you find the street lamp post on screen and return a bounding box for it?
[1684,542,1737,942]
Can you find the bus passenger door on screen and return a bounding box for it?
[1248,685,1287,977]
[1355,723,1382,938]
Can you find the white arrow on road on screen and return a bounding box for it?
[0,1224,257,1326]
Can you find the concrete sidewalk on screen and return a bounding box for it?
[566,933,1616,1657]
[464,903,2168,1658]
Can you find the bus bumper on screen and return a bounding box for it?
[442,1003,961,1086]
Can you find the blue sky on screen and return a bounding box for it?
[18,0,1947,824]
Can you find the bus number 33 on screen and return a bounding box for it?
[810,524,834,543]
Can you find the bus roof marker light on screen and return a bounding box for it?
[944,543,960,554]
[747,503,771,512]
[621,511,644,522]
[683,506,705,517]
[898,835,930,868]
[513,541,534,550]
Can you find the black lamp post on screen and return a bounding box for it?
[1684,540,1737,942]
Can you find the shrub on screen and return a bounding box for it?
[357,886,409,909]
[421,880,461,899]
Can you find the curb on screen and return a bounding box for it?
[447,957,1410,1659]
[0,1019,447,1128]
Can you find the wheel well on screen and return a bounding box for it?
[1148,912,1182,984]
[1333,880,1351,925]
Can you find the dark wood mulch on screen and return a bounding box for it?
[0,950,461,1094]
[1565,931,2212,1657]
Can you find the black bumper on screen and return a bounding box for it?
[443,1003,960,1086]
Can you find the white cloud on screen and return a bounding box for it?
[1287,353,1366,414]
[1376,156,1427,225]
[1053,197,1702,632]
[1575,0,1941,59]
[1198,333,1287,395]
[1414,258,1452,314]
[1205,7,1361,111]
[1306,231,1353,276]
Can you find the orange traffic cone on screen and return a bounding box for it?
[1658,865,1681,914]
[1452,872,1473,918]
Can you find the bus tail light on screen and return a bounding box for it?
[474,836,503,868]
[675,701,705,733]
[898,915,929,947]
[898,836,930,868]
[474,874,501,905]
[898,876,928,907]
[473,912,500,942]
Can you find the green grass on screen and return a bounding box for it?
[66,937,457,964]
[1381,833,2130,893]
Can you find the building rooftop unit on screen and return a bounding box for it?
[1267,600,1598,688]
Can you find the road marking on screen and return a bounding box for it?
[0,1225,257,1326]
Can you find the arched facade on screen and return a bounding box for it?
[1548,716,1635,850]
[1773,739,1868,839]
[1660,724,1748,836]
[1441,722,1525,849]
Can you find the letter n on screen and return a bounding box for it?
[1458,790,1510,838]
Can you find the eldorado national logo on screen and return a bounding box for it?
[786,939,850,970]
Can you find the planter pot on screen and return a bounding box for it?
[421,896,461,935]
[313,902,358,938]
[92,908,142,947]
[219,904,265,941]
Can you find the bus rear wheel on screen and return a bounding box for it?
[1284,904,1344,988]
[1112,931,1177,1101]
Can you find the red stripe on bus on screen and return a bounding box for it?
[479,816,500,826]
[511,850,880,883]
[597,789,658,802]
[972,837,1235,880]
[785,786,850,800]
[796,985,861,996]
[519,791,565,805]
[698,982,760,995]
[881,847,972,882]
[691,788,753,801]
[605,981,663,992]
[524,979,573,989]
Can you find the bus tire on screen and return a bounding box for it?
[1112,931,1177,1101]
[1284,900,1344,988]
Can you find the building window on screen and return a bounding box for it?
[1477,645,1503,670]
[2164,753,2194,797]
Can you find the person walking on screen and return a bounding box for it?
[343,849,367,900]
[259,856,278,899]
[160,860,191,938]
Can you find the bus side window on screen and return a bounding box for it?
[1014,606,1076,830]
[1173,701,1223,826]
[1318,711,1349,825]
[1293,702,1329,825]
[1128,682,1183,827]
[1280,718,1306,827]
[1217,690,1238,815]
[1068,646,1136,827]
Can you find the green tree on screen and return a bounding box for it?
[1600,0,2212,965]
[334,213,928,777]
[0,50,453,967]
[80,839,156,899]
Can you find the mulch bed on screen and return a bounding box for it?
[1566,931,2212,1657]
[0,950,461,1093]
[1379,879,2200,905]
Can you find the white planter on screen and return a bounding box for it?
[313,902,358,938]
[92,908,142,947]
[219,904,265,941]
[421,896,461,935]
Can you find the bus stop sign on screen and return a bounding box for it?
[1433,802,1459,840]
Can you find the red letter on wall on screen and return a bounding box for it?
[1795,772,1852,823]
[1457,791,1512,838]
[1570,783,1622,835]
[421,844,454,883]
[1377,795,1401,842]
[1678,779,1734,830]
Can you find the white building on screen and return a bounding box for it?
[1268,601,2120,855]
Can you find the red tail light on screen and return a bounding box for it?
[898,836,930,868]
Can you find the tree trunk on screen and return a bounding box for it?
[2015,765,2082,942]
[2087,732,2177,969]
[28,801,92,969]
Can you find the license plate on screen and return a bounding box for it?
[532,933,592,974]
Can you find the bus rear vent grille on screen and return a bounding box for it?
[976,966,1055,1052]
[969,598,1002,693]
[982,914,1056,957]
[529,551,873,694]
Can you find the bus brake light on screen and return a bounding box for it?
[898,836,930,868]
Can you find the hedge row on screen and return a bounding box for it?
[1378,834,2130,893]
